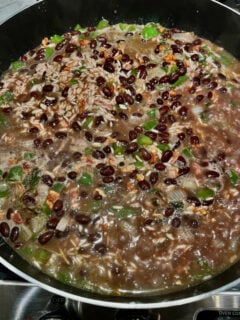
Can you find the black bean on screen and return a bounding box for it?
[178,106,188,117]
[171,217,181,228]
[94,242,107,255]
[191,54,199,61]
[187,196,201,207]
[6,208,14,220]
[100,165,115,176]
[88,232,101,243]
[67,171,77,180]
[75,214,91,225]
[71,121,82,132]
[33,138,42,148]
[159,105,169,115]
[129,130,137,141]
[41,174,53,187]
[92,150,105,159]
[205,170,220,178]
[145,131,157,140]
[202,199,214,206]
[10,226,19,242]
[22,195,36,207]
[85,131,93,141]
[139,148,152,161]
[188,219,199,228]
[0,222,10,237]
[190,135,200,145]
[126,142,138,154]
[161,150,173,163]
[102,86,113,98]
[124,93,134,105]
[55,228,70,238]
[42,84,53,92]
[55,131,67,139]
[48,118,59,128]
[103,176,114,183]
[52,199,63,212]
[154,162,166,171]
[53,54,63,63]
[62,86,69,97]
[116,94,124,104]
[177,156,187,166]
[134,126,143,134]
[189,86,196,94]
[138,65,147,79]
[29,126,39,134]
[103,62,115,73]
[196,94,204,102]
[178,167,190,176]
[135,93,143,102]
[155,124,167,132]
[164,178,177,185]
[164,207,174,217]
[96,76,106,87]
[42,138,53,149]
[178,132,186,141]
[93,193,103,201]
[47,218,59,229]
[90,39,97,49]
[171,44,183,54]
[103,146,111,154]
[118,111,128,120]
[138,180,151,190]
[40,113,48,123]
[149,172,159,185]
[65,43,77,53]
[38,230,54,245]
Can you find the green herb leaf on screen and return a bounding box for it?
[157,143,170,152]
[112,206,140,219]
[137,134,153,146]
[142,25,159,40]
[220,54,233,67]
[0,112,6,128]
[0,182,10,198]
[74,24,84,31]
[142,119,158,130]
[147,109,157,118]
[82,116,94,129]
[41,202,52,215]
[183,147,193,158]
[45,47,54,58]
[171,75,189,88]
[170,201,184,210]
[35,249,51,262]
[24,152,35,161]
[29,78,39,86]
[112,142,125,155]
[196,187,215,199]
[69,79,78,86]
[7,166,23,181]
[227,169,239,185]
[119,23,127,31]
[77,172,93,186]
[50,34,65,44]
[10,60,25,71]
[134,160,144,169]
[96,19,110,30]
[0,91,14,106]
[52,182,65,193]
[23,168,40,190]
[128,25,136,32]
[131,68,138,77]
[230,100,238,108]
[200,111,209,124]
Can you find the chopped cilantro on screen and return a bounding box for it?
[10,60,25,71]
[142,25,159,40]
[0,92,14,106]
[7,166,23,182]
[227,169,238,185]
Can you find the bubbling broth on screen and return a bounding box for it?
[0,21,240,296]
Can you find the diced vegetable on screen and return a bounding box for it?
[0,91,14,106]
[112,142,125,155]
[137,134,153,146]
[35,248,51,262]
[41,202,52,216]
[142,25,159,40]
[142,119,158,130]
[77,172,93,186]
[24,152,35,161]
[23,168,40,190]
[50,34,65,44]
[45,47,54,58]
[230,100,238,108]
[10,60,25,71]
[157,143,170,152]
[112,206,140,218]
[7,166,23,181]
[147,109,157,118]
[84,147,93,155]
[0,112,6,128]
[58,271,72,284]
[170,201,184,211]
[82,116,94,129]
[69,79,78,85]
[227,169,239,185]
[171,75,189,88]
[220,54,233,67]
[52,182,65,193]
[96,19,110,30]
[183,148,193,157]
[0,182,10,198]
[119,23,127,31]
[30,214,47,233]
[196,187,215,199]
[134,160,144,169]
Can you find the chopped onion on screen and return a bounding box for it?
[167,188,187,202]
[56,216,69,231]
[171,32,194,42]
[180,174,198,191]
[192,105,203,116]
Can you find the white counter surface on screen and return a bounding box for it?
[0,0,42,25]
